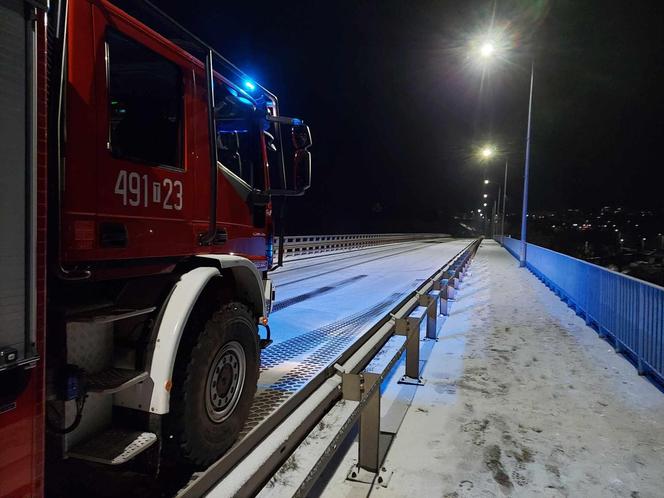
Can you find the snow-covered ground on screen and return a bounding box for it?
[317,239,664,498]
[268,239,469,345]
[243,239,471,435]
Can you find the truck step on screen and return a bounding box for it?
[67,306,156,324]
[67,429,157,465]
[85,368,148,394]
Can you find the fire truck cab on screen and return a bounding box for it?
[0,0,311,495]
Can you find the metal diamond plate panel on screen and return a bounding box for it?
[240,288,413,437]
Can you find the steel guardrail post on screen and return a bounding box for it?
[357,372,381,473]
[440,280,450,316]
[419,291,440,341]
[395,315,425,385]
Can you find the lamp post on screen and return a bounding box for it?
[477,144,509,244]
[478,144,496,238]
[501,159,508,243]
[519,63,535,267]
[472,36,535,267]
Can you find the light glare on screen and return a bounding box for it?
[480,145,495,159]
[480,42,495,58]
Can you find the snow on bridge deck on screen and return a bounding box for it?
[318,239,664,498]
[241,238,471,436]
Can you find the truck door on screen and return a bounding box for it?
[90,6,195,261]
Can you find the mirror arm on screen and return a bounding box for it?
[266,188,307,197]
[248,189,270,206]
[266,115,305,126]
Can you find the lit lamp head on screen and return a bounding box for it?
[480,42,495,59]
[471,29,509,66]
[480,145,495,160]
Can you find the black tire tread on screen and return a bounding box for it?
[166,300,259,467]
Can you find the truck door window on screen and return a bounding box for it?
[215,83,263,189]
[107,29,182,169]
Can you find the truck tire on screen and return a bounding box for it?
[166,301,259,467]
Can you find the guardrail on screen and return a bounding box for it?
[499,236,664,387]
[180,238,481,497]
[276,233,450,260]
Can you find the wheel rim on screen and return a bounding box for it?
[205,341,246,423]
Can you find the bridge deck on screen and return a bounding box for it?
[320,239,664,497]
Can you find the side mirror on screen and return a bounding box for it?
[291,125,312,193]
[293,149,311,193]
[265,117,312,196]
[291,124,312,150]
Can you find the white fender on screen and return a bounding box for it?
[148,266,220,414]
[146,255,267,414]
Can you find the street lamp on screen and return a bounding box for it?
[480,144,495,160]
[477,145,509,243]
[473,34,535,268]
[480,41,496,58]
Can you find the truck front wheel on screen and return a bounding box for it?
[167,301,259,467]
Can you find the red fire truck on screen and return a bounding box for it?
[0,0,311,495]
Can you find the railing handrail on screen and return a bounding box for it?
[501,235,664,292]
[275,233,451,260]
[498,235,664,388]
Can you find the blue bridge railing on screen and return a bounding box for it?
[499,236,664,387]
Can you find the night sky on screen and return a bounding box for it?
[159,0,664,234]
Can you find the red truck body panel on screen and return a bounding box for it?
[62,0,272,277]
[0,10,47,498]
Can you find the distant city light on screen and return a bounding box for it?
[244,80,256,91]
[477,209,482,213]
[483,202,487,207]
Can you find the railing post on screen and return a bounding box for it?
[419,291,440,341]
[342,371,381,477]
[446,271,456,300]
[358,373,380,472]
[439,279,450,316]
[395,315,424,385]
[637,285,646,375]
